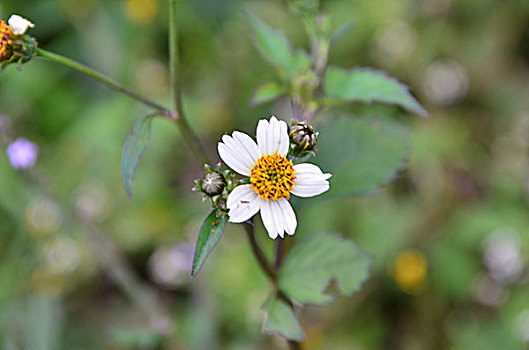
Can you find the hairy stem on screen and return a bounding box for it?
[243,223,303,349]
[36,48,171,116]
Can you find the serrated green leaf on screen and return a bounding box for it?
[261,296,305,341]
[314,117,411,197]
[246,12,311,77]
[278,232,373,305]
[191,210,228,279]
[324,66,427,116]
[121,115,154,199]
[251,82,285,105]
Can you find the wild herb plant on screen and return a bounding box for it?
[1,0,425,347]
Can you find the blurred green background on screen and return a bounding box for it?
[1,0,529,349]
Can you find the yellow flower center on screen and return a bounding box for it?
[249,152,296,201]
[0,21,12,60]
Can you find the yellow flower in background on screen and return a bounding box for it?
[124,0,159,25]
[391,249,428,293]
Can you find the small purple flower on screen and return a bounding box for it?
[6,137,38,169]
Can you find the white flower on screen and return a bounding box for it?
[218,116,331,239]
[8,14,35,35]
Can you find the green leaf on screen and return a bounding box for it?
[246,12,312,77]
[121,115,154,199]
[314,117,411,197]
[251,82,285,105]
[261,296,305,341]
[288,0,320,17]
[278,232,373,305]
[330,20,354,44]
[191,210,228,279]
[324,66,428,116]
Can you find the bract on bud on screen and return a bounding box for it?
[289,121,318,153]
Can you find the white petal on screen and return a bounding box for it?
[232,131,260,164]
[8,15,34,35]
[277,199,297,235]
[256,116,289,156]
[291,182,330,197]
[260,201,278,239]
[218,131,259,176]
[293,163,332,179]
[226,185,261,223]
[222,134,254,171]
[256,119,268,156]
[270,201,285,238]
[291,163,332,198]
[277,118,289,156]
[218,143,250,176]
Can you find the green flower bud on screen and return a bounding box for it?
[289,122,318,153]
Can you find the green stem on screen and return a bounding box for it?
[37,46,210,164]
[169,0,181,111]
[243,222,276,282]
[35,48,171,116]
[168,0,210,165]
[243,223,303,350]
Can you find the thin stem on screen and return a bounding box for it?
[243,223,303,350]
[169,0,181,111]
[243,222,276,282]
[275,238,284,271]
[35,48,171,116]
[168,0,210,165]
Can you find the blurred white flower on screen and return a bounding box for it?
[471,274,508,307]
[133,58,168,95]
[75,182,114,221]
[43,236,81,275]
[148,243,194,288]
[25,198,63,236]
[482,228,524,285]
[421,59,468,105]
[6,137,38,170]
[8,14,34,35]
[218,116,331,239]
[372,20,416,67]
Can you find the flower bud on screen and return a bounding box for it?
[289,122,318,153]
[193,163,227,200]
[201,171,226,197]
